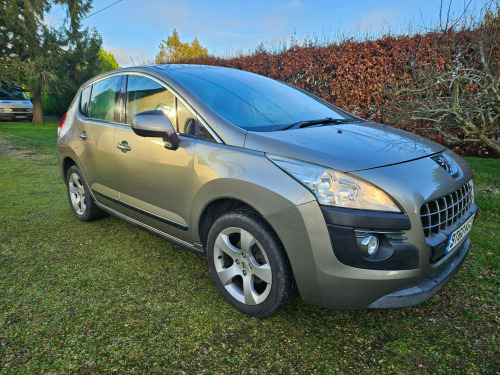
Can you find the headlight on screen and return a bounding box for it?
[2,108,12,112]
[267,154,401,212]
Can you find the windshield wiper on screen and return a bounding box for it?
[276,117,355,131]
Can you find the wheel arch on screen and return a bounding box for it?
[196,197,292,269]
[62,156,77,183]
[197,197,259,250]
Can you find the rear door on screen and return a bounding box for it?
[113,74,198,242]
[75,75,123,205]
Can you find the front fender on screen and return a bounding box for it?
[189,142,315,244]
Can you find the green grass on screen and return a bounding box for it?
[467,157,500,214]
[0,121,59,155]
[0,126,498,374]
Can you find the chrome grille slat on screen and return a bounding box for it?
[438,197,448,229]
[435,200,441,231]
[452,191,458,222]
[420,180,474,237]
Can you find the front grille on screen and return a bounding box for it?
[12,108,31,113]
[420,180,474,237]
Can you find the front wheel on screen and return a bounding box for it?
[206,210,295,317]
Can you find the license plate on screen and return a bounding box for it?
[446,214,475,254]
[15,115,26,118]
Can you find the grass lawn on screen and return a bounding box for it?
[0,121,59,155]
[0,121,498,374]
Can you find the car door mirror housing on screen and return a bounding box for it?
[131,110,179,150]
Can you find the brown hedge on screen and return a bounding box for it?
[176,30,499,157]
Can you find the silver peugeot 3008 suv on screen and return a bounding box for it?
[57,65,477,317]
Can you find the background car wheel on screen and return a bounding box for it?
[66,165,106,222]
[207,210,295,317]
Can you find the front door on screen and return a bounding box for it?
[113,74,198,242]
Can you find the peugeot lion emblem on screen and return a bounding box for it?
[431,153,460,178]
[436,156,452,173]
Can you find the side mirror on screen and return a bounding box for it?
[131,110,179,150]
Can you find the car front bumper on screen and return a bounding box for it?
[367,238,470,308]
[265,200,477,310]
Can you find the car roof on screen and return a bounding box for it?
[127,64,250,80]
[151,64,233,71]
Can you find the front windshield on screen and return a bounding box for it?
[169,68,351,131]
[0,89,29,101]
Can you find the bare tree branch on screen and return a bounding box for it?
[389,17,500,156]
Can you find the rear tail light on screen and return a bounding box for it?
[58,113,67,137]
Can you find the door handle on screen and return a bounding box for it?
[117,142,131,152]
[79,131,88,140]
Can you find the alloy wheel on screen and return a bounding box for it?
[68,172,86,216]
[213,227,272,305]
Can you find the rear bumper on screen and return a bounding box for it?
[367,238,469,308]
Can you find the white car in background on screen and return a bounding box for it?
[0,87,33,121]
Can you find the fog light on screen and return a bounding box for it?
[361,235,379,257]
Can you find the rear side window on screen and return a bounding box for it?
[80,86,92,116]
[88,76,121,121]
[126,75,175,125]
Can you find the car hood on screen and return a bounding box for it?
[243,121,446,172]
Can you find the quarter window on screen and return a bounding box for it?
[177,99,197,135]
[80,86,92,116]
[198,124,215,142]
[88,76,121,121]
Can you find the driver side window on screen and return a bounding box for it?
[125,74,216,141]
[126,75,175,126]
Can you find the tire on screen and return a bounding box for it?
[206,210,295,317]
[66,165,106,222]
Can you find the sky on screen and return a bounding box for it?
[46,0,494,67]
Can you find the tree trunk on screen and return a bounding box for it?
[31,87,44,124]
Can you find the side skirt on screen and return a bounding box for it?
[93,190,188,231]
[95,201,206,257]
